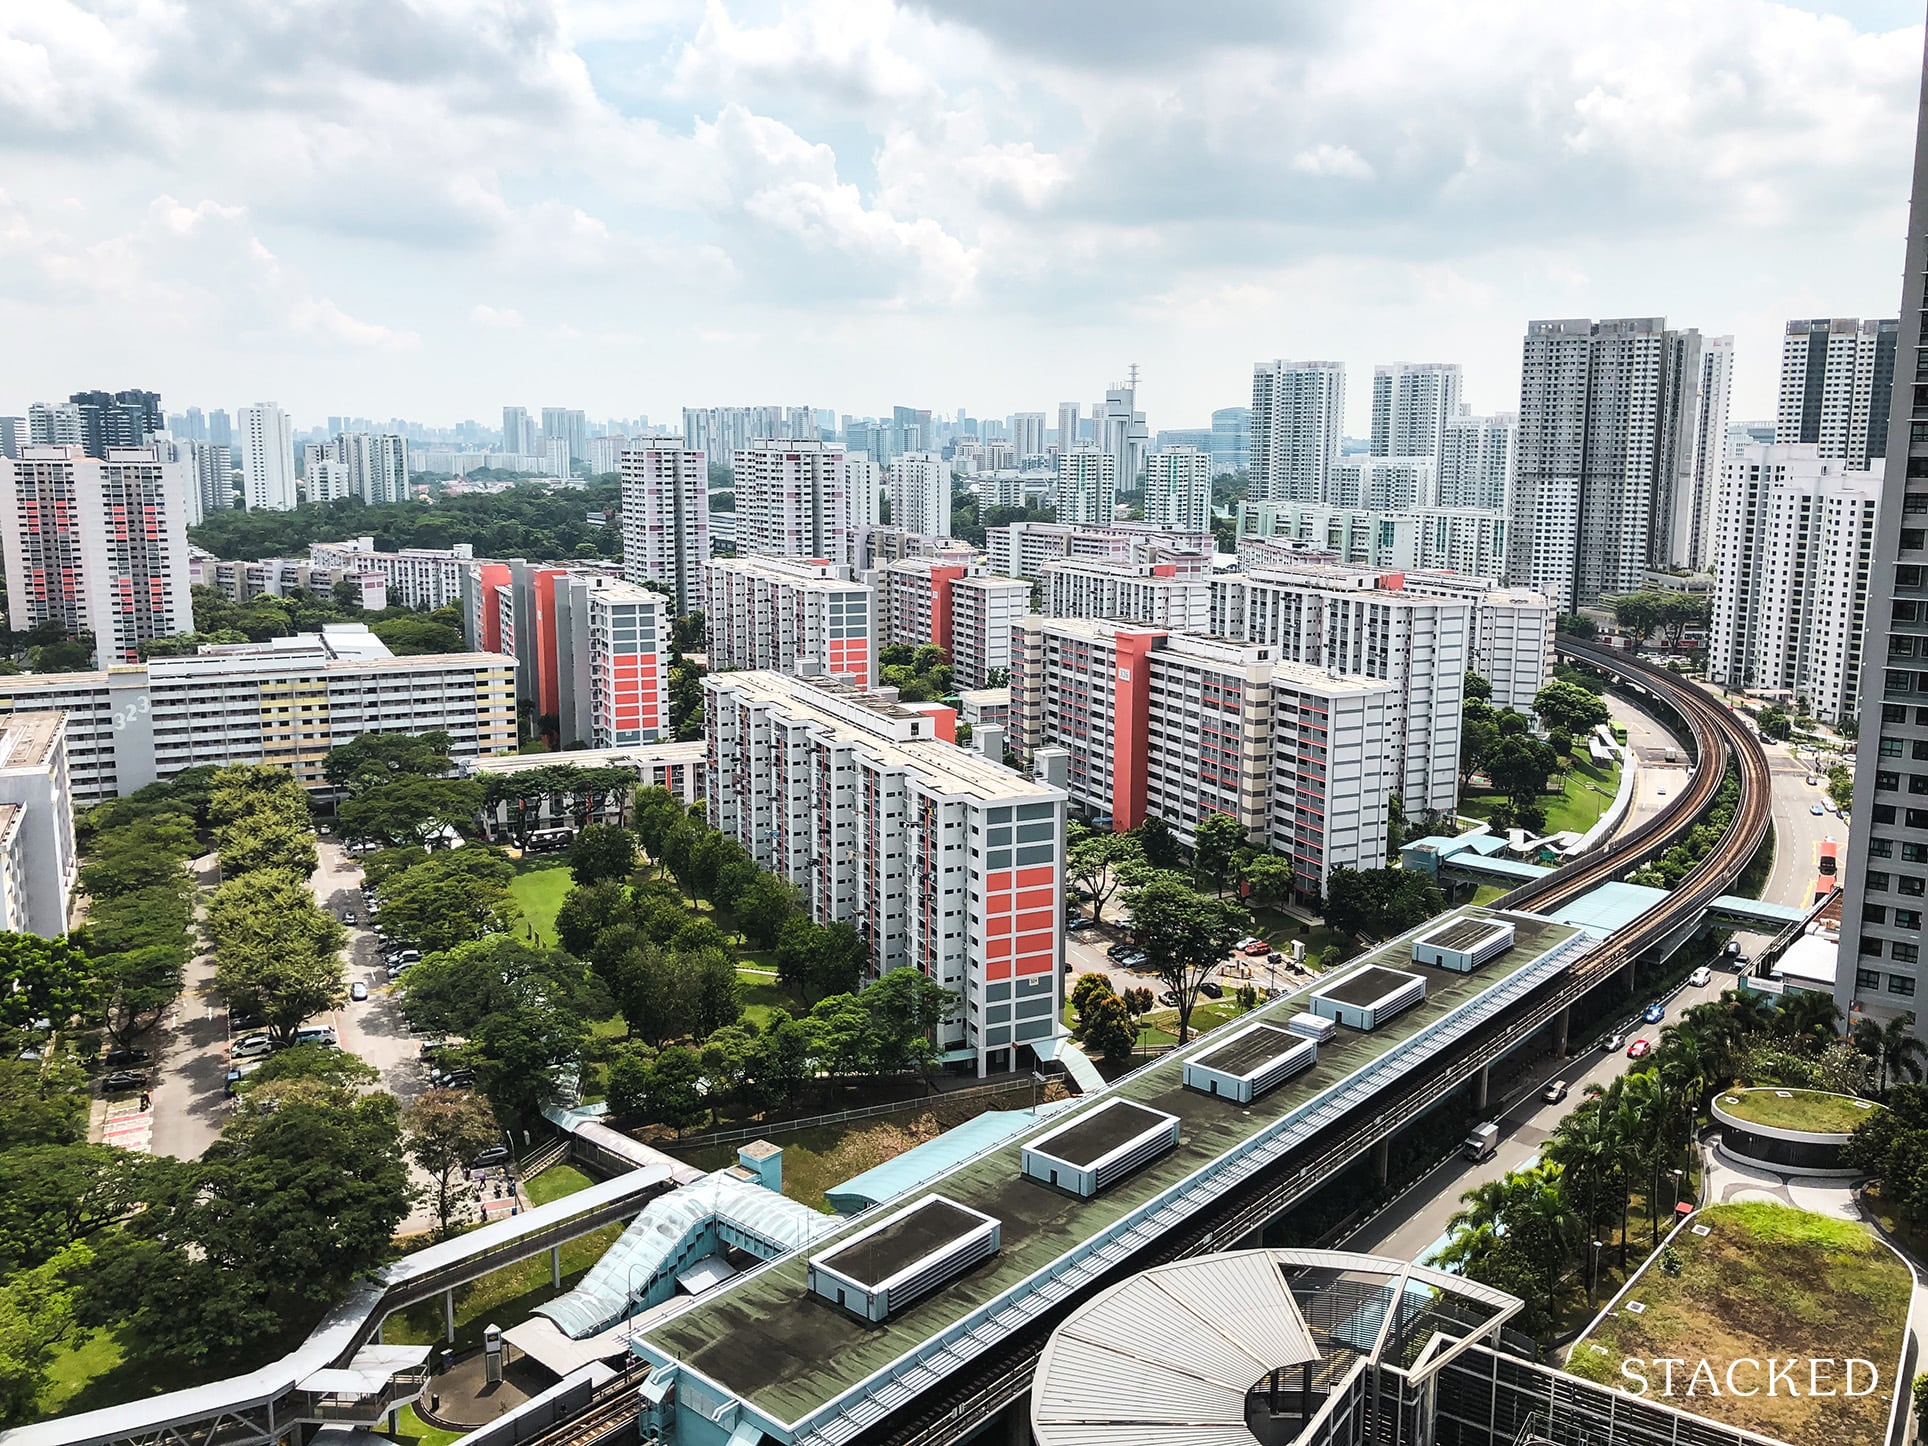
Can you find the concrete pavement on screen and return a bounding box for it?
[143,853,232,1160]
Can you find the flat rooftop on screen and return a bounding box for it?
[0,711,62,771]
[1319,965,1423,1008]
[1028,1100,1170,1169]
[634,906,1587,1433]
[815,1199,986,1289]
[1193,1023,1302,1079]
[1420,917,1507,952]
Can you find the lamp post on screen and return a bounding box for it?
[1589,1239,1604,1300]
[1669,1168,1684,1213]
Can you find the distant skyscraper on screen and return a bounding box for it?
[1056,402,1082,455]
[28,403,84,448]
[1686,336,1736,571]
[1009,412,1047,462]
[208,409,233,449]
[0,444,193,665]
[1777,317,1899,469]
[1211,406,1251,477]
[1369,364,1462,460]
[1095,374,1148,490]
[1437,413,1515,512]
[0,418,22,460]
[1144,447,1214,534]
[1836,42,1928,1035]
[188,442,233,525]
[1250,361,1344,503]
[1507,319,1704,609]
[61,390,161,459]
[620,440,709,614]
[887,452,952,537]
[239,403,297,512]
[309,432,409,505]
[1056,448,1117,525]
[735,440,849,561]
[503,406,536,456]
[542,407,588,462]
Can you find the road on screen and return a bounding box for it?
[314,837,430,1104]
[1345,968,1732,1263]
[143,853,230,1160]
[1610,691,1691,842]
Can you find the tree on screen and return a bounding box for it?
[337,777,483,850]
[1070,972,1115,1029]
[1556,612,1599,640]
[1854,1014,1928,1094]
[1238,853,1294,908]
[1486,735,1558,814]
[1757,705,1792,741]
[207,871,347,1041]
[747,1010,814,1109]
[1322,867,1446,942]
[76,815,198,898]
[0,935,97,1033]
[1463,671,1492,702]
[1122,876,1242,1044]
[555,879,628,958]
[0,1055,87,1151]
[0,1145,150,1273]
[371,617,465,655]
[323,731,455,793]
[698,1026,757,1126]
[1460,704,1501,790]
[735,870,798,950]
[776,917,865,1006]
[404,1089,504,1239]
[1083,993,1135,1063]
[1136,816,1180,869]
[605,1041,657,1119]
[571,824,638,886]
[216,812,319,879]
[690,948,743,1038]
[644,1046,706,1134]
[0,1242,91,1425]
[373,846,519,955]
[1533,678,1611,737]
[862,967,955,1078]
[1191,812,1246,896]
[1066,827,1140,923]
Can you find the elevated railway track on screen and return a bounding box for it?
[522,641,1774,1446]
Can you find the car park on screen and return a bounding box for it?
[1627,1039,1653,1059]
[1689,966,1712,987]
[101,1070,146,1092]
[1542,1080,1569,1104]
[103,1048,149,1068]
[350,982,369,1002]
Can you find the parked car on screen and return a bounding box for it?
[1106,943,1135,961]
[101,1070,146,1092]
[295,1025,338,1046]
[1689,966,1713,988]
[1236,936,1263,952]
[1159,990,1180,1007]
[350,981,369,1002]
[1806,774,1820,786]
[103,1048,149,1068]
[1542,1080,1569,1104]
[1641,1003,1665,1024]
[231,1035,276,1059]
[1627,1039,1653,1059]
[1199,980,1224,1000]
[470,1145,511,1170]
[1810,803,1826,816]
[343,910,357,925]
[230,1010,267,1031]
[1267,951,1284,965]
[1118,950,1147,968]
[1241,940,1271,957]
[1065,916,1097,931]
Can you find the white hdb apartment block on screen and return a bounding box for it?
[1039,557,1211,632]
[620,440,709,615]
[704,672,1066,1076]
[704,555,874,685]
[0,712,78,937]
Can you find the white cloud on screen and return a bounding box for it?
[470,304,525,328]
[1290,144,1374,180]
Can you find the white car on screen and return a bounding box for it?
[1689,966,1712,988]
[350,981,369,1002]
[231,1035,275,1059]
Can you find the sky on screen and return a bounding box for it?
[1,0,1924,437]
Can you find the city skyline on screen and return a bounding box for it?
[1,1,1922,431]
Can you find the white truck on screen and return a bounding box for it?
[1462,1122,1500,1162]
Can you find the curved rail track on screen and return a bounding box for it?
[521,640,1775,1446]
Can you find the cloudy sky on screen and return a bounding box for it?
[2,0,1924,436]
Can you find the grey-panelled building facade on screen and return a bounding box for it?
[1838,28,1928,1036]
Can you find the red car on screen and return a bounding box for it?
[1626,1039,1652,1059]
[1241,940,1271,957]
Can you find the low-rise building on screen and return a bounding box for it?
[309,537,488,609]
[0,628,516,801]
[0,712,77,936]
[466,742,705,838]
[705,671,1066,1076]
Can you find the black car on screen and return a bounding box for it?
[101,1070,146,1092]
[470,1144,511,1169]
[1106,943,1135,961]
[230,1010,267,1031]
[104,1048,150,1068]
[1199,980,1224,1000]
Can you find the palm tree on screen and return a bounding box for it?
[1720,987,1777,1038]
[1546,1100,1617,1298]
[1621,1070,1685,1249]
[1855,1015,1927,1094]
[1774,991,1842,1056]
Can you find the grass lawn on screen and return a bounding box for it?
[1566,1201,1910,1446]
[1470,883,1510,906]
[1460,756,1621,836]
[524,1162,597,1206]
[736,955,807,1027]
[385,1405,466,1446]
[1244,909,1352,967]
[1715,1088,1879,1134]
[33,1313,313,1422]
[509,865,573,947]
[382,1222,623,1353]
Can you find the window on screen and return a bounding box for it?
[1863,937,1886,957]
[1885,738,1906,756]
[1902,875,1926,897]
[1876,805,1899,824]
[1860,967,1885,991]
[1869,871,1891,891]
[1865,904,1889,925]
[1894,974,1920,997]
[1899,910,1924,932]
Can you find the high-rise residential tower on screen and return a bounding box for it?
[620,440,710,614]
[1507,319,1707,609]
[734,440,849,561]
[0,444,193,666]
[1055,448,1117,525]
[1777,317,1899,469]
[1250,361,1344,503]
[187,442,233,526]
[502,405,537,456]
[1437,413,1516,512]
[1836,42,1928,1036]
[887,452,952,537]
[1369,364,1461,460]
[1686,336,1736,570]
[1010,412,1047,461]
[1144,445,1214,533]
[239,403,297,512]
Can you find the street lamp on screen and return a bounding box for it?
[1669,1168,1684,1213]
[1588,1239,1604,1300]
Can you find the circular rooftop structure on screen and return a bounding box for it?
[1711,1087,1879,1177]
[1030,1249,1523,1446]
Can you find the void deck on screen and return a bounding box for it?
[634,907,1588,1441]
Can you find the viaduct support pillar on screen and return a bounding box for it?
[445,1290,456,1344]
[552,1245,562,1288]
[1474,1065,1490,1113]
[1371,1137,1390,1184]
[1553,1006,1571,1058]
